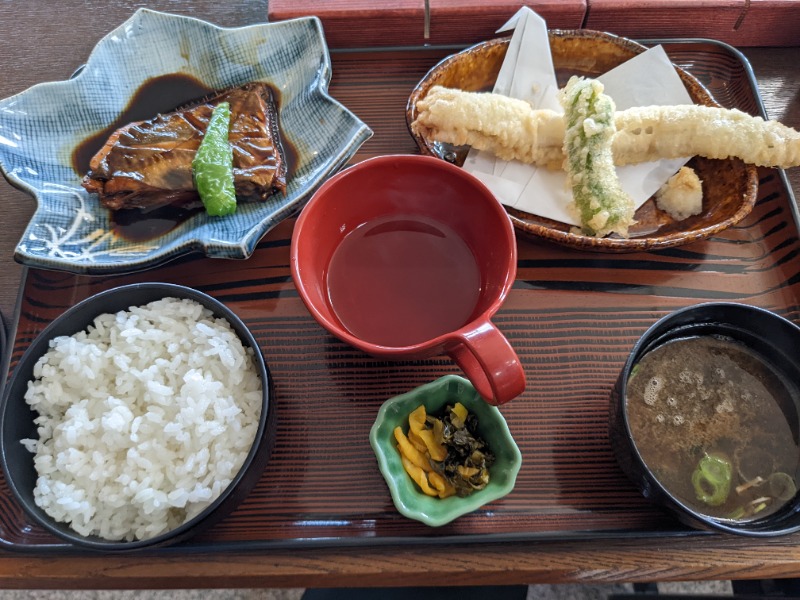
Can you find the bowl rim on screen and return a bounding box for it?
[290,154,518,356]
[616,301,800,536]
[0,282,274,550]
[369,374,522,527]
[405,29,759,253]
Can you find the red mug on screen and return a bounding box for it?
[290,154,526,405]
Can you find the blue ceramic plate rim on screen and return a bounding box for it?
[369,375,522,527]
[0,8,372,275]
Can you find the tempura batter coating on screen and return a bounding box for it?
[561,77,634,238]
[412,86,565,168]
[412,85,800,169]
[613,105,800,168]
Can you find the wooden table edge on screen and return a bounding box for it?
[0,535,798,588]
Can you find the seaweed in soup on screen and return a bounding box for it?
[626,335,800,522]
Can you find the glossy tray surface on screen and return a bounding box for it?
[2,40,799,552]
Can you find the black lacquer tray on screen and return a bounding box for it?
[1,39,798,552]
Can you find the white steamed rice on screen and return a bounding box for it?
[21,296,263,542]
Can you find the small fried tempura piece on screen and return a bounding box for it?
[411,86,800,169]
[561,77,635,238]
[655,167,704,221]
[412,85,565,168]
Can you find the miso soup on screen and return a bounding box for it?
[626,335,800,522]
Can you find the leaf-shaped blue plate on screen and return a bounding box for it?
[0,9,372,274]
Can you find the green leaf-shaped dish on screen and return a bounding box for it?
[369,375,522,527]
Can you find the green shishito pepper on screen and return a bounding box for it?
[560,76,635,238]
[691,453,732,507]
[192,101,236,217]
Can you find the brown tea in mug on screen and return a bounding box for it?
[626,335,800,521]
[326,214,481,348]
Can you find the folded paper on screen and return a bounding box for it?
[464,6,693,226]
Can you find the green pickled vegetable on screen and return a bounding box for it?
[691,453,732,507]
[432,403,494,498]
[560,76,635,238]
[192,101,236,216]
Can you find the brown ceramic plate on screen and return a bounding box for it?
[406,30,759,252]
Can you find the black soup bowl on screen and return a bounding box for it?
[0,282,275,551]
[609,302,800,536]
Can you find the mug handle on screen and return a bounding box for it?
[447,319,526,405]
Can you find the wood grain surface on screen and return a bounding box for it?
[268,0,587,48]
[585,0,800,48]
[0,0,799,588]
[269,0,800,47]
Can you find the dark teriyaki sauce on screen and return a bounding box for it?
[72,73,214,176]
[72,73,295,243]
[110,203,205,243]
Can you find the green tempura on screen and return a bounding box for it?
[193,101,237,217]
[560,76,634,237]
